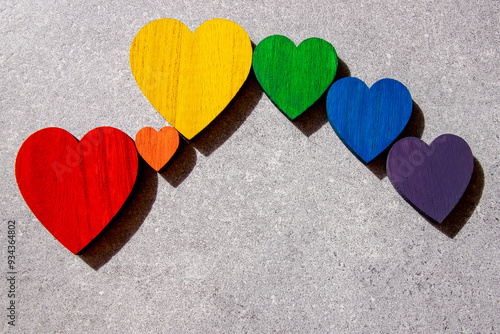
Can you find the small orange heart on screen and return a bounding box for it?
[135,127,179,171]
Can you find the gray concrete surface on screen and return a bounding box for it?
[1,0,499,332]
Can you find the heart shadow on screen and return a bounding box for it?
[79,158,158,270]
[366,100,425,179]
[292,57,351,137]
[158,136,197,188]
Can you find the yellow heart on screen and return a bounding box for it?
[130,18,253,140]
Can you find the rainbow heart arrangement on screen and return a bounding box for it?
[15,18,475,254]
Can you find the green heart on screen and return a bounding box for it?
[252,35,338,120]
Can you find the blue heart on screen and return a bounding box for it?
[326,77,413,163]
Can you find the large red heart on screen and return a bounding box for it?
[15,127,138,254]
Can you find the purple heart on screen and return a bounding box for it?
[386,134,474,223]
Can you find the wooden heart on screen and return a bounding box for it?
[386,135,474,223]
[326,77,413,163]
[130,18,253,140]
[15,127,138,254]
[135,126,179,171]
[252,35,338,120]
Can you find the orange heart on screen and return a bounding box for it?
[135,127,180,171]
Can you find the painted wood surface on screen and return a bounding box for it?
[326,77,412,163]
[15,127,138,254]
[386,135,474,223]
[130,18,253,140]
[253,35,338,120]
[135,126,179,171]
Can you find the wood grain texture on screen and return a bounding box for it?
[253,35,338,120]
[326,77,413,163]
[15,127,138,254]
[135,126,179,171]
[130,18,253,140]
[386,134,474,223]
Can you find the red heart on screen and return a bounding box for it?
[15,127,138,254]
[135,126,179,171]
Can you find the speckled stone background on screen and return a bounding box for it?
[1,1,499,333]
